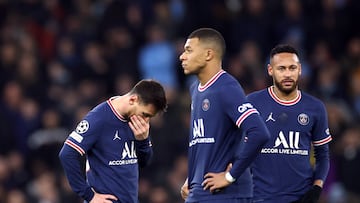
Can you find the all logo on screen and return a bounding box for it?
[274,131,300,149]
[122,141,137,159]
[193,119,204,138]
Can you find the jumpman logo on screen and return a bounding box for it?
[113,130,121,140]
[266,112,276,122]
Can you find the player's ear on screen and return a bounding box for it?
[129,94,138,105]
[205,49,214,61]
[298,63,302,76]
[267,64,273,76]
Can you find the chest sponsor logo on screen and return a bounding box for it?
[108,141,138,166]
[261,131,308,155]
[189,118,215,147]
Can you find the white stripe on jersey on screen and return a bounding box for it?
[65,139,85,156]
[313,136,332,146]
[236,109,259,127]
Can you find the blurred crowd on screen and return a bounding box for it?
[0,0,359,203]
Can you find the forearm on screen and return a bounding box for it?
[313,144,330,182]
[59,144,94,201]
[231,115,270,178]
[135,137,153,168]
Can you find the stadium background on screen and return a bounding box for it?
[0,0,359,202]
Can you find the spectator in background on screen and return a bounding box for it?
[5,189,28,203]
[348,67,360,118]
[28,108,68,172]
[333,125,360,203]
[0,81,28,156]
[139,23,178,103]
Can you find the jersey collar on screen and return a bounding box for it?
[198,70,226,92]
[268,86,301,106]
[107,96,127,122]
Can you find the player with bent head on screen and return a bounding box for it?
[247,44,332,203]
[59,79,167,203]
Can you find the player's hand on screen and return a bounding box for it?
[202,163,232,193]
[296,185,322,203]
[90,192,118,203]
[180,178,189,200]
[129,115,150,140]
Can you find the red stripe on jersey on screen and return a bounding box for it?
[268,86,301,106]
[107,97,127,122]
[313,136,332,146]
[198,70,226,92]
[65,140,85,155]
[236,109,259,127]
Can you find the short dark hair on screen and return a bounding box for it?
[270,44,299,59]
[188,28,226,59]
[130,79,167,113]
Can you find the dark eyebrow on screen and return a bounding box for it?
[143,112,154,118]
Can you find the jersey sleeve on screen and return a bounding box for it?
[219,83,270,179]
[312,102,332,146]
[219,83,259,127]
[135,137,153,168]
[65,110,103,156]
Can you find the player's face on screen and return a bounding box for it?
[126,95,157,121]
[179,38,207,75]
[268,52,301,94]
[133,103,157,122]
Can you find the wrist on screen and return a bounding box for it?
[225,172,236,183]
[83,187,95,202]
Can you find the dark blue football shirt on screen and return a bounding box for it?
[60,97,152,203]
[247,87,332,203]
[186,70,267,202]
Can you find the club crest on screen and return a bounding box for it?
[297,113,309,125]
[202,99,210,111]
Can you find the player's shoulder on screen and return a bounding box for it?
[86,100,112,120]
[217,71,243,88]
[247,88,268,100]
[300,91,325,106]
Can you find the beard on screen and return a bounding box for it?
[274,79,298,95]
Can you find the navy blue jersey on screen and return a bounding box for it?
[247,87,332,202]
[62,97,152,203]
[187,70,262,202]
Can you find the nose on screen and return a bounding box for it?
[284,69,293,77]
[179,53,185,61]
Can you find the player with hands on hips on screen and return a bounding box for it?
[179,28,270,203]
